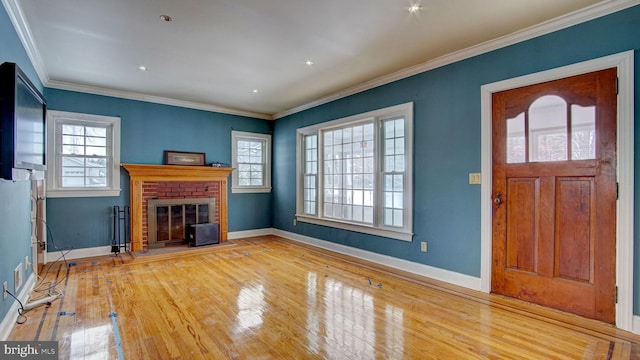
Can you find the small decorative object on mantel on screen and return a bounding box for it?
[164,150,206,166]
[209,161,231,168]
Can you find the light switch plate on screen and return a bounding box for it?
[469,173,481,184]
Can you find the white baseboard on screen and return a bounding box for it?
[228,228,273,239]
[0,272,36,341]
[272,229,482,291]
[44,230,276,261]
[633,316,640,335]
[47,245,113,262]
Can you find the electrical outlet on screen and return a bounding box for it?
[421,242,427,253]
[3,281,7,299]
[14,264,22,292]
[293,218,297,226]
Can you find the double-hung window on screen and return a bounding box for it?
[231,131,272,193]
[46,110,121,198]
[296,102,413,241]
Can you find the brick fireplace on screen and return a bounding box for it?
[144,182,219,247]
[122,164,234,251]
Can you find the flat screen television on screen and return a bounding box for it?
[0,62,47,181]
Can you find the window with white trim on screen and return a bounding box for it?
[46,110,121,198]
[296,102,413,241]
[231,131,272,193]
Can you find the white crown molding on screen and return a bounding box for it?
[46,80,273,120]
[4,0,638,120]
[274,0,640,119]
[1,0,49,85]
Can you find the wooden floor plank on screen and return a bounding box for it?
[7,235,640,359]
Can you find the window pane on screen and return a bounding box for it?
[86,167,106,177]
[384,208,394,226]
[395,138,405,155]
[86,136,107,147]
[62,176,85,187]
[235,135,269,189]
[62,157,83,167]
[529,95,568,162]
[394,119,404,137]
[363,124,374,140]
[324,189,333,203]
[320,122,375,224]
[86,127,106,137]
[62,135,84,145]
[571,105,596,160]
[63,145,84,155]
[86,146,106,156]
[58,122,112,189]
[506,112,525,163]
[250,178,263,186]
[353,126,363,142]
[353,206,363,222]
[86,158,106,167]
[324,131,333,146]
[394,155,405,172]
[363,206,373,223]
[62,124,84,135]
[393,209,403,227]
[62,167,84,177]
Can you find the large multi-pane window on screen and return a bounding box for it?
[231,131,272,193]
[47,111,121,198]
[297,102,413,241]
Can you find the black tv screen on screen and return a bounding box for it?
[0,62,47,180]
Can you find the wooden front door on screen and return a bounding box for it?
[491,68,617,323]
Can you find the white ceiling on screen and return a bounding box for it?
[5,0,632,119]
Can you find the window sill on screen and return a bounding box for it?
[231,186,272,194]
[295,214,413,242]
[46,189,122,198]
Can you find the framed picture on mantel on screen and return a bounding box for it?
[164,150,206,166]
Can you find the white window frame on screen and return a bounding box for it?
[231,131,272,193]
[46,110,121,198]
[296,102,414,241]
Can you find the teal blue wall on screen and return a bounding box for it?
[271,5,640,311]
[0,6,42,321]
[3,3,640,322]
[43,89,273,251]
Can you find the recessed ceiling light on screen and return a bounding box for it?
[138,65,148,71]
[305,60,314,66]
[408,3,422,14]
[160,14,172,22]
[252,89,259,94]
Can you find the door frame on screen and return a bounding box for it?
[479,51,634,331]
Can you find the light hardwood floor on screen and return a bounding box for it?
[8,236,640,359]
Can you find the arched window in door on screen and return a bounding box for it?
[506,95,596,163]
